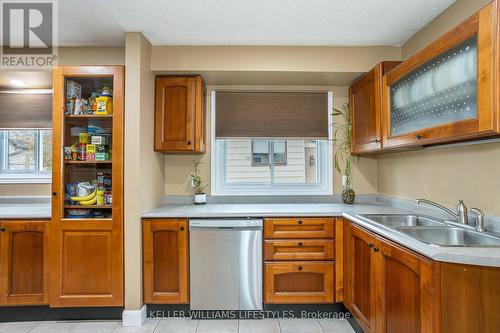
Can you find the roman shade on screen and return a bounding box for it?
[215,91,328,138]
[0,91,52,128]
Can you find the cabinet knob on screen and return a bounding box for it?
[0,228,5,232]
[180,226,185,231]
[374,139,381,143]
[373,247,380,253]
[298,266,303,271]
[298,242,303,247]
[416,134,423,140]
[187,141,192,145]
[368,243,374,248]
[297,219,303,225]
[52,192,57,196]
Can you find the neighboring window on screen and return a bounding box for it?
[251,140,287,166]
[212,91,332,196]
[0,129,52,183]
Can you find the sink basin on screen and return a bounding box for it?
[360,214,445,227]
[395,227,500,247]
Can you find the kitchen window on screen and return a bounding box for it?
[0,90,52,183]
[0,129,52,183]
[212,90,332,196]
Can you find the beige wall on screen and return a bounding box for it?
[378,0,500,216]
[123,33,165,310]
[165,85,378,196]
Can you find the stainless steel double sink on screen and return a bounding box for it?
[359,214,500,247]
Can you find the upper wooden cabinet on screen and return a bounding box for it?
[382,1,498,149]
[345,223,440,333]
[349,61,400,154]
[0,220,49,306]
[143,219,189,304]
[155,75,206,153]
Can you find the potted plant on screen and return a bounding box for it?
[191,161,207,205]
[332,102,355,204]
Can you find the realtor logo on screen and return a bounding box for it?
[1,0,58,70]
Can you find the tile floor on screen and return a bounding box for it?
[0,318,355,333]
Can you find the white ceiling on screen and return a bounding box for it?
[59,0,455,47]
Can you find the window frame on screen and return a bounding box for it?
[211,90,333,196]
[251,140,288,167]
[0,129,52,184]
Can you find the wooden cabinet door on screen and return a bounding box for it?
[0,220,49,306]
[264,217,335,239]
[345,223,378,333]
[143,219,189,304]
[382,3,497,150]
[350,62,400,154]
[155,76,205,153]
[264,261,334,304]
[375,238,440,333]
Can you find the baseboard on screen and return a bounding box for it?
[122,304,147,327]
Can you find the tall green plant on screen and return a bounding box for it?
[331,102,353,188]
[191,161,207,194]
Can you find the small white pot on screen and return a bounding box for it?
[194,193,207,205]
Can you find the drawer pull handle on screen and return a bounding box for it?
[298,266,303,271]
[298,242,303,247]
[180,226,185,231]
[297,220,303,225]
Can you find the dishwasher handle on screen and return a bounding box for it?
[189,218,263,230]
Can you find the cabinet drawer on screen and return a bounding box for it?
[264,262,334,304]
[264,218,335,239]
[264,239,335,261]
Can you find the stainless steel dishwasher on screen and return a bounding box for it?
[189,218,263,310]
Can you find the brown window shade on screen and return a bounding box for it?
[0,92,52,129]
[215,91,328,138]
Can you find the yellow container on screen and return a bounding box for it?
[95,96,113,114]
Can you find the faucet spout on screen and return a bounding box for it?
[415,199,460,222]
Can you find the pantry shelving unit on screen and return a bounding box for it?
[50,66,124,307]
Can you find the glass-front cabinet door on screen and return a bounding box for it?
[382,2,498,149]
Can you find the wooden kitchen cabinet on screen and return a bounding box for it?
[0,220,49,306]
[264,261,334,304]
[345,222,440,333]
[349,61,400,154]
[345,222,378,333]
[382,2,498,149]
[264,239,335,261]
[143,219,189,304]
[50,66,124,307]
[376,236,440,333]
[154,75,206,153]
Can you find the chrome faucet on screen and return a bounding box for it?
[470,208,487,232]
[415,199,468,225]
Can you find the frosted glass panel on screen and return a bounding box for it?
[390,36,477,136]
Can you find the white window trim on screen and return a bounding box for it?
[210,90,333,196]
[0,129,52,184]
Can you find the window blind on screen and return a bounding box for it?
[0,91,52,129]
[215,91,328,138]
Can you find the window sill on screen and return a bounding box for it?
[0,175,52,184]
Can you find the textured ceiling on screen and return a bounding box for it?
[59,0,455,46]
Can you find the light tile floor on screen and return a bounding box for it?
[0,318,355,333]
